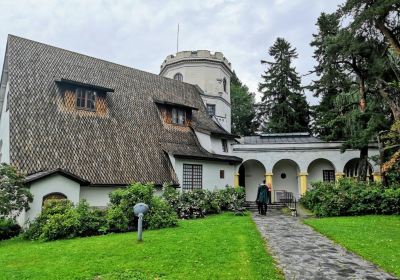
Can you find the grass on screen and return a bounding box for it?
[304,215,400,277]
[0,213,282,280]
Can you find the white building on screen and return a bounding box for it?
[0,36,381,225]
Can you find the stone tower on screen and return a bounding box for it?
[160,50,233,132]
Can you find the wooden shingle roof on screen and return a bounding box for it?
[6,35,236,185]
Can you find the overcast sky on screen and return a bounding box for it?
[0,0,344,105]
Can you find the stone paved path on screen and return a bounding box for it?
[252,210,397,280]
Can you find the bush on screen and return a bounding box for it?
[162,185,246,219]
[24,199,79,241]
[301,179,400,217]
[107,183,177,231]
[76,200,107,236]
[146,197,178,229]
[0,218,21,240]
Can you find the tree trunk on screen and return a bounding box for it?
[379,85,400,122]
[359,78,367,112]
[358,146,369,181]
[375,19,400,56]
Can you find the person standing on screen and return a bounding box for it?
[256,180,269,215]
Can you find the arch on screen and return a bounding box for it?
[343,158,373,180]
[307,158,336,188]
[174,72,183,81]
[272,159,300,200]
[239,159,266,201]
[42,192,67,206]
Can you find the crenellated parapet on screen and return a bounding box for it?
[160,50,232,74]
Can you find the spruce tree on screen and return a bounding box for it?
[258,38,310,133]
[230,72,257,136]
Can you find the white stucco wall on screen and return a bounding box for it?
[80,186,121,207]
[307,159,336,188]
[272,160,300,199]
[25,175,81,223]
[241,160,265,201]
[195,131,212,152]
[0,81,10,163]
[173,158,235,191]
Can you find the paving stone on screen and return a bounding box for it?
[252,210,398,280]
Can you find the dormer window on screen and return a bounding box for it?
[222,139,228,152]
[76,88,96,111]
[174,73,183,82]
[172,108,185,125]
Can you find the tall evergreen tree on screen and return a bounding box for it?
[230,72,257,136]
[258,38,310,133]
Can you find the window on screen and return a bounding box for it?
[222,139,228,152]
[174,73,183,81]
[183,164,202,190]
[42,192,67,206]
[172,108,185,125]
[206,104,216,116]
[223,78,227,92]
[76,88,96,110]
[323,170,335,182]
[220,170,225,179]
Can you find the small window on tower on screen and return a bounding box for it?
[223,78,227,92]
[222,139,228,152]
[174,73,183,82]
[206,104,216,116]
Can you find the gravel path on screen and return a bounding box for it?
[252,210,397,280]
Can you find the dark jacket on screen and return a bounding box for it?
[256,184,269,204]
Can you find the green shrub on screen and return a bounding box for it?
[24,199,80,241]
[146,196,178,229]
[76,200,107,237]
[0,218,21,240]
[301,179,400,217]
[106,206,129,233]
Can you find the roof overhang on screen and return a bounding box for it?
[153,99,198,111]
[24,168,90,185]
[174,153,242,164]
[55,78,115,93]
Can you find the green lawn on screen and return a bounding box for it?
[304,215,400,277]
[0,213,282,280]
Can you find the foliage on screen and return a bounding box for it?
[305,215,400,277]
[107,183,177,232]
[0,163,33,219]
[230,72,257,135]
[0,214,283,280]
[258,37,310,133]
[24,199,80,241]
[301,179,400,217]
[146,196,178,229]
[0,218,21,240]
[162,186,246,219]
[76,200,107,236]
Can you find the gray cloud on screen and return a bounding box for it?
[0,0,343,105]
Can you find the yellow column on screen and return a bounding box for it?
[298,172,308,196]
[234,173,239,187]
[265,172,273,202]
[335,172,345,181]
[373,172,382,182]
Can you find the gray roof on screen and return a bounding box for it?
[5,35,237,185]
[242,133,325,144]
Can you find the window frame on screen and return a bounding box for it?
[322,170,335,182]
[182,164,202,190]
[171,107,186,125]
[206,104,216,116]
[75,87,96,111]
[221,139,228,152]
[174,73,183,82]
[223,78,227,92]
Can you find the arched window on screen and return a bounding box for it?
[42,192,67,206]
[174,73,183,82]
[223,78,227,92]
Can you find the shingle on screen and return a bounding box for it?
[6,35,235,185]
[243,133,325,144]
